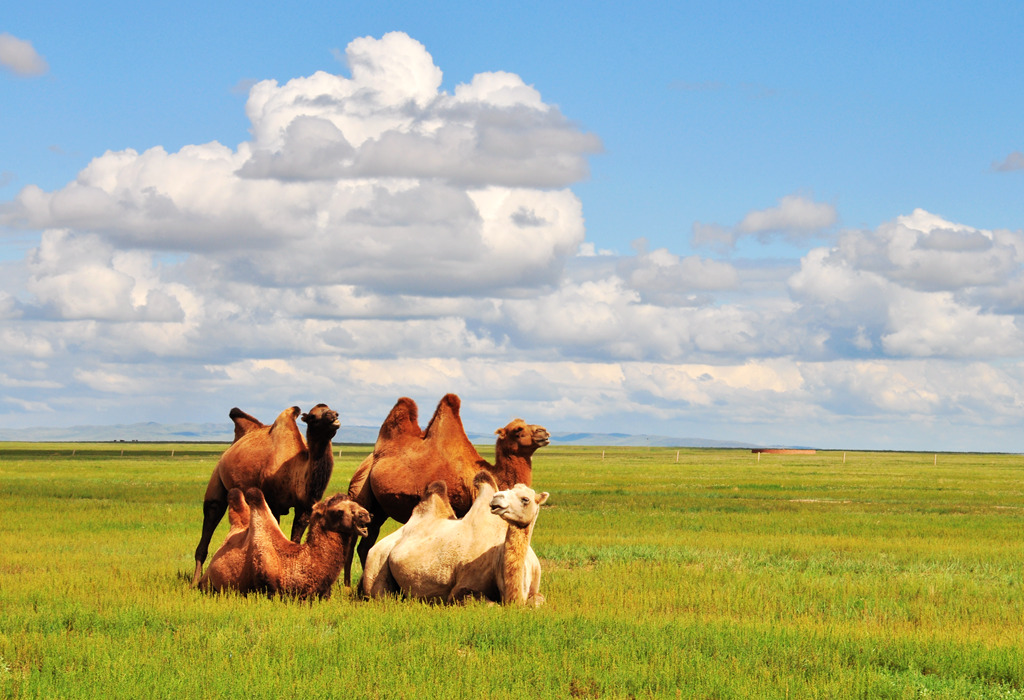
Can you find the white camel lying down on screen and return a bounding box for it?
[361,471,549,605]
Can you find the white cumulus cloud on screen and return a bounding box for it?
[3,31,1024,451]
[789,210,1024,360]
[2,32,595,298]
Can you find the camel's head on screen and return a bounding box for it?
[490,483,549,528]
[495,419,550,455]
[314,493,371,537]
[302,403,341,437]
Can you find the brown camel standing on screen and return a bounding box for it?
[191,403,340,586]
[343,393,549,586]
[199,487,370,599]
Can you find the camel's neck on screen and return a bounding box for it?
[492,448,533,488]
[301,524,346,575]
[304,429,336,502]
[501,523,532,605]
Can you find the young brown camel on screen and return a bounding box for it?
[361,472,548,605]
[191,403,340,586]
[342,393,550,587]
[198,487,370,599]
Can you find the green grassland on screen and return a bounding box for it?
[1,443,1023,698]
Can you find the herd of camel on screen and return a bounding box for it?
[189,393,552,605]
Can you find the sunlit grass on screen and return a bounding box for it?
[1,443,1023,698]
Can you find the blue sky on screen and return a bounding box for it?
[2,2,1024,450]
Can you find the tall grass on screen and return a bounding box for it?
[0,443,1022,698]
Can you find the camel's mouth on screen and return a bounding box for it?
[355,525,369,537]
[533,431,550,447]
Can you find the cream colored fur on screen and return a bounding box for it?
[361,472,548,605]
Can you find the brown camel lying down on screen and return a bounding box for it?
[192,403,340,586]
[362,472,548,605]
[199,487,370,600]
[345,393,550,586]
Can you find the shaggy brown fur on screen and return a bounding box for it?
[191,403,340,586]
[199,488,370,599]
[342,394,550,586]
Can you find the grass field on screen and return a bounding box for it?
[1,443,1023,698]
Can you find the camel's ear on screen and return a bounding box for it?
[535,492,549,506]
[301,412,310,424]
[495,428,506,439]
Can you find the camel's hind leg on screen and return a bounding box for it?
[192,474,228,586]
[362,558,400,599]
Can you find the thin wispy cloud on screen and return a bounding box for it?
[993,151,1024,173]
[0,33,48,77]
[692,194,837,252]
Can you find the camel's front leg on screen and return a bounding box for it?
[446,586,475,604]
[340,532,357,587]
[355,516,383,569]
[289,507,311,543]
[192,497,228,586]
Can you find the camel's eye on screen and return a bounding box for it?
[521,497,530,506]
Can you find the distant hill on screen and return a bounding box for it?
[0,421,240,443]
[0,421,760,448]
[549,432,757,448]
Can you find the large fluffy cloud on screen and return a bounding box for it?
[3,32,597,296]
[2,32,1024,451]
[789,210,1024,359]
